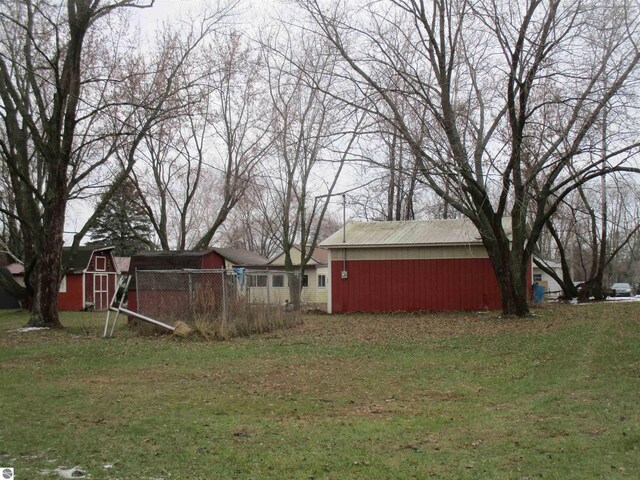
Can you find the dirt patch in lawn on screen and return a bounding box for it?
[233,356,384,396]
[288,307,566,345]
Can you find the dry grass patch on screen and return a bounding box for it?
[286,305,571,346]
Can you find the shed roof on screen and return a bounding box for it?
[267,245,330,267]
[533,255,561,270]
[310,247,329,265]
[212,247,269,266]
[129,249,214,271]
[62,246,114,273]
[134,250,210,258]
[320,218,512,248]
[129,247,267,269]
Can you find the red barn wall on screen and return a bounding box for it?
[127,290,137,312]
[330,257,507,313]
[201,251,225,269]
[58,250,119,311]
[87,251,117,273]
[58,274,85,311]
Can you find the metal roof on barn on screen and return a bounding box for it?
[320,218,512,248]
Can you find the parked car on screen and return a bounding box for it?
[610,282,634,297]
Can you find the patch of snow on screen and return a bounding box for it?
[54,466,87,478]
[569,295,640,305]
[12,327,50,333]
[607,296,640,302]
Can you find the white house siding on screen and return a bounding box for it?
[532,265,562,299]
[315,266,329,305]
[244,266,328,310]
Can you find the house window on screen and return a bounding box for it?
[59,275,67,293]
[272,274,284,288]
[318,274,326,288]
[95,256,106,271]
[302,275,309,287]
[533,273,543,283]
[249,275,267,287]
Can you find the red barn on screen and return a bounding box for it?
[320,219,531,313]
[58,246,119,311]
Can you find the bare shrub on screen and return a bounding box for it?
[193,294,301,340]
[135,270,301,340]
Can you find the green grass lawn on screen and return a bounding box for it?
[1,302,639,479]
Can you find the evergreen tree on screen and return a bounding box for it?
[87,180,155,256]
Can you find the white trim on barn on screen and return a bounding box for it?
[327,250,332,313]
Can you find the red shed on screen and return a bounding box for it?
[320,218,531,313]
[58,246,119,311]
[126,249,228,315]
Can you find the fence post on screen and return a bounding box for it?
[188,272,193,314]
[266,269,270,322]
[222,270,227,328]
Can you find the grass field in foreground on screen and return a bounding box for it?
[0,302,639,479]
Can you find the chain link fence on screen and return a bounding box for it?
[133,269,301,338]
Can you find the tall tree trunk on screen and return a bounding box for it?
[28,190,66,328]
[546,222,579,299]
[485,235,530,316]
[592,107,609,300]
[284,255,301,311]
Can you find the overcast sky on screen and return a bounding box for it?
[130,0,276,36]
[64,0,353,246]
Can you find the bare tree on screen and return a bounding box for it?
[300,0,640,316]
[0,1,154,326]
[131,29,272,250]
[0,159,21,260]
[216,181,284,259]
[538,175,640,300]
[192,31,274,249]
[607,181,640,285]
[262,27,364,309]
[0,0,234,327]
